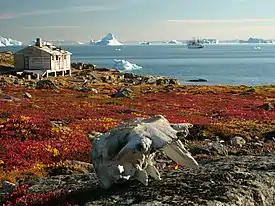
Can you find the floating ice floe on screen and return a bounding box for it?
[252,46,261,50]
[0,36,22,47]
[113,59,142,70]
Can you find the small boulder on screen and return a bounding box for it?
[263,131,275,141]
[36,80,57,89]
[230,136,246,147]
[111,88,133,98]
[24,92,32,98]
[171,123,193,139]
[263,102,275,111]
[91,88,98,94]
[124,73,138,79]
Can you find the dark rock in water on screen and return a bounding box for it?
[188,79,208,82]
[6,156,275,206]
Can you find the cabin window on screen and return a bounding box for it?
[64,55,66,60]
[56,56,58,60]
[51,56,54,60]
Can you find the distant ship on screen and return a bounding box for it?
[187,38,204,49]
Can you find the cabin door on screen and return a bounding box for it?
[24,56,29,69]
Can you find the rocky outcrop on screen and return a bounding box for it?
[71,63,179,86]
[3,156,275,205]
[0,51,13,66]
[0,51,14,75]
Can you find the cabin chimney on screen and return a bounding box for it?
[35,38,43,47]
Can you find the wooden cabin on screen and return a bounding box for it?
[14,38,71,78]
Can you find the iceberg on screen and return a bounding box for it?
[0,36,22,46]
[94,33,123,46]
[113,59,142,70]
[168,40,182,44]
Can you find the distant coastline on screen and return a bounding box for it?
[1,35,275,46]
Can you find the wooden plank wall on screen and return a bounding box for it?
[14,53,24,70]
[29,56,51,70]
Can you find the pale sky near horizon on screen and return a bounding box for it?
[1,0,275,42]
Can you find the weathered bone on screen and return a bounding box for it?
[91,115,198,189]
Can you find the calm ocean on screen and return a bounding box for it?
[1,44,275,85]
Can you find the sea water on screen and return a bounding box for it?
[2,44,275,85]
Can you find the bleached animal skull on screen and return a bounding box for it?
[91,115,198,189]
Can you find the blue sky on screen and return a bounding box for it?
[1,0,275,42]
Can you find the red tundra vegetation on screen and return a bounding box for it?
[0,83,275,205]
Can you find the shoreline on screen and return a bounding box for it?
[1,50,274,87]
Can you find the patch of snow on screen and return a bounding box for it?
[113,59,142,70]
[94,33,123,46]
[0,36,22,46]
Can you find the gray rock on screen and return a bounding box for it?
[156,78,168,85]
[170,123,193,139]
[91,88,98,94]
[24,92,32,98]
[264,131,275,141]
[0,95,20,102]
[8,156,275,206]
[263,103,275,111]
[230,136,246,147]
[208,140,228,156]
[62,160,95,173]
[36,80,57,89]
[13,79,19,84]
[73,86,92,92]
[24,173,99,194]
[124,73,138,79]
[111,87,133,98]
[2,181,16,193]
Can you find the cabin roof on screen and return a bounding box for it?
[16,44,72,56]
